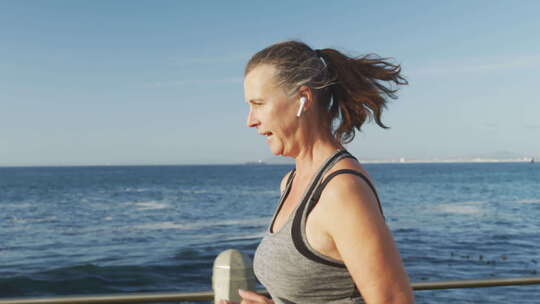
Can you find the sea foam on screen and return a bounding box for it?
[133,201,170,210]
[436,201,484,214]
[516,199,540,204]
[134,217,270,231]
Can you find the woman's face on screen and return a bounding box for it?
[244,64,300,156]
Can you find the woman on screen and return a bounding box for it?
[222,41,414,304]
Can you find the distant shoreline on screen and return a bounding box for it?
[0,158,536,168]
[358,158,536,164]
[256,157,537,165]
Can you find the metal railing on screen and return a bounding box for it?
[2,277,539,304]
[1,249,539,304]
[0,291,214,304]
[412,276,540,290]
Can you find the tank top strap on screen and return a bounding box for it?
[268,169,295,234]
[285,168,296,188]
[309,169,385,218]
[268,149,347,234]
[291,150,356,268]
[289,149,351,206]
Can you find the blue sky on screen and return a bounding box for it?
[1,1,539,165]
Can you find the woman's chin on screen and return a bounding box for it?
[269,145,284,156]
[270,149,282,156]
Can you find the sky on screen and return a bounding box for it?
[1,0,539,166]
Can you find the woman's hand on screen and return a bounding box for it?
[219,289,274,304]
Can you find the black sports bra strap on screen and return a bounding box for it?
[285,169,296,189]
[309,169,385,218]
[287,149,349,195]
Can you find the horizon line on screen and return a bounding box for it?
[0,157,536,168]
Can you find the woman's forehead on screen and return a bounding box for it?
[244,64,279,93]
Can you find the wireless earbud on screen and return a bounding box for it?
[297,97,306,117]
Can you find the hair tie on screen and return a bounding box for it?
[314,49,334,107]
[315,49,328,67]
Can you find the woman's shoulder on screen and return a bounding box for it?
[323,157,373,187]
[317,157,379,213]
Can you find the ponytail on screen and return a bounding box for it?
[317,49,407,143]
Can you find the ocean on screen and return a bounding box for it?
[1,162,539,303]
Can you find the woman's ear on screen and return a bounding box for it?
[297,85,314,111]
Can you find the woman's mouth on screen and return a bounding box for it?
[260,132,273,143]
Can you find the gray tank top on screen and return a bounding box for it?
[253,149,384,304]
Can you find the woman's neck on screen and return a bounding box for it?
[293,138,342,178]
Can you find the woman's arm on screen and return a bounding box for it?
[318,174,415,304]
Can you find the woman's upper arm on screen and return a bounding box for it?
[319,175,414,304]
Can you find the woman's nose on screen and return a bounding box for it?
[246,110,259,128]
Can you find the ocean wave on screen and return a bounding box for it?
[134,217,269,231]
[436,201,484,214]
[0,263,207,297]
[132,201,170,210]
[177,188,277,196]
[135,222,192,230]
[177,189,214,194]
[9,216,58,224]
[223,232,264,241]
[516,199,540,204]
[216,218,270,226]
[194,231,264,241]
[123,187,153,192]
[454,201,484,204]
[0,202,33,209]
